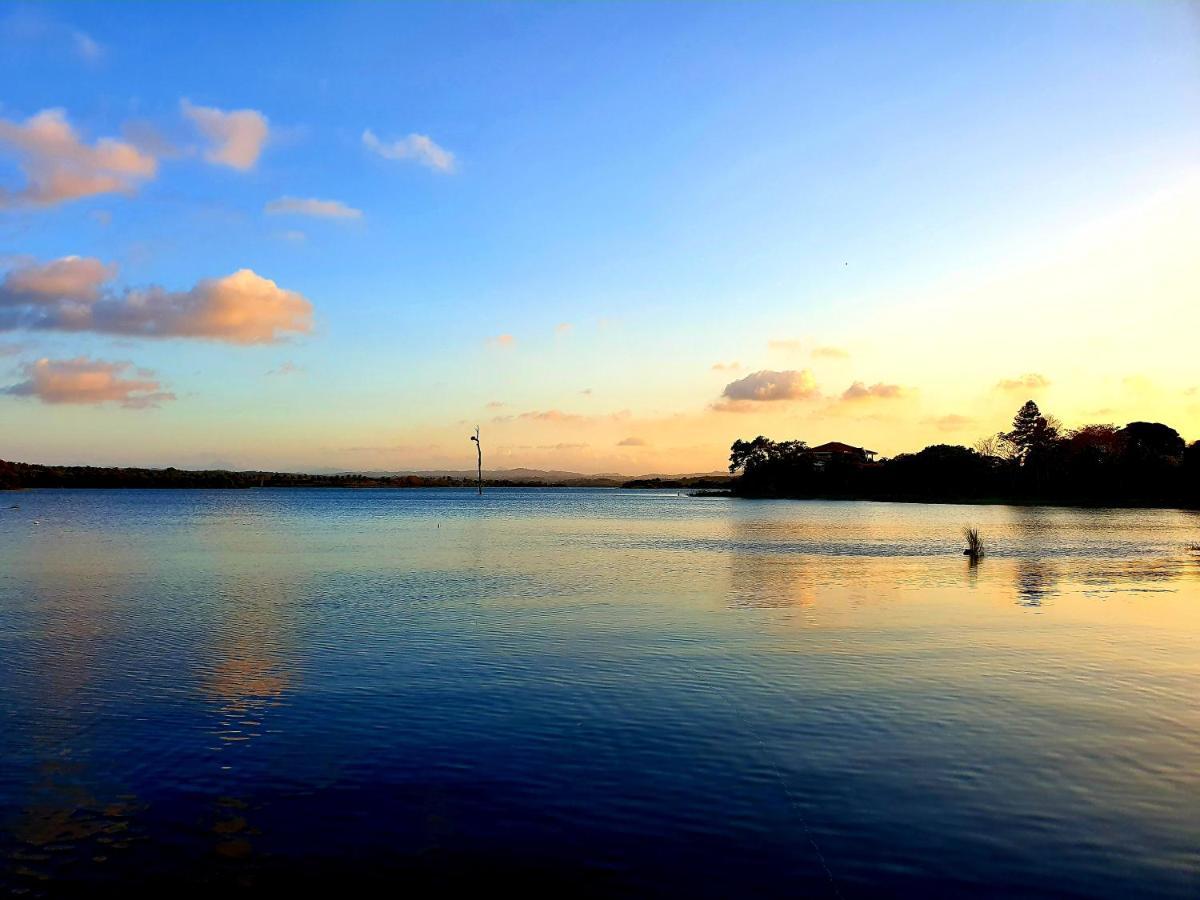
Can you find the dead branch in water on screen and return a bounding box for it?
[469,426,482,495]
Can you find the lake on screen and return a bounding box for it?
[1,489,1197,897]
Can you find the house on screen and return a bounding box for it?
[810,441,877,468]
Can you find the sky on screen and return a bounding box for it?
[1,1,1199,475]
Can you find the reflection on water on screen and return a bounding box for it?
[200,583,294,865]
[2,490,1199,897]
[1015,558,1059,608]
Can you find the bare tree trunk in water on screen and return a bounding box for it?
[471,426,482,495]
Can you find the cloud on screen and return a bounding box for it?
[840,381,906,402]
[922,413,975,431]
[4,356,174,408]
[517,409,584,424]
[712,361,741,372]
[181,99,269,171]
[1,10,103,63]
[0,257,313,344]
[121,119,182,159]
[72,30,102,62]
[486,333,515,348]
[538,442,589,451]
[0,108,157,207]
[265,196,362,220]
[362,129,455,173]
[0,341,26,357]
[812,345,849,360]
[0,255,115,303]
[485,400,507,409]
[267,361,302,376]
[617,437,647,447]
[716,369,820,411]
[493,408,629,425]
[555,322,573,335]
[768,339,802,353]
[996,373,1050,392]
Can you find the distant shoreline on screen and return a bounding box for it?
[5,459,1197,510]
[0,459,730,492]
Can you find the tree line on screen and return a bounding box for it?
[729,401,1200,507]
[0,462,630,491]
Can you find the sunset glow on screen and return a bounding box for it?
[3,2,1198,474]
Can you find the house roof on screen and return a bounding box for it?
[812,441,877,455]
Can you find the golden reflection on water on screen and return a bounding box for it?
[1014,558,1060,608]
[193,513,301,865]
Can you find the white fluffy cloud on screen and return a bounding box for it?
[363,129,455,173]
[0,257,313,344]
[0,109,157,207]
[4,357,174,408]
[182,99,269,171]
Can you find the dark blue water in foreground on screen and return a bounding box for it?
[1,489,1198,897]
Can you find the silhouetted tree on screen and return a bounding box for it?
[1120,422,1185,462]
[729,437,816,496]
[1002,400,1058,464]
[726,411,1196,508]
[1185,441,1200,505]
[729,436,776,474]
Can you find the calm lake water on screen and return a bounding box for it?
[1,489,1198,897]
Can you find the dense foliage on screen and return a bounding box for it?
[730,401,1200,508]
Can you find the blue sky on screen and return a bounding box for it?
[2,2,1199,472]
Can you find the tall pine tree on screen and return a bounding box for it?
[1004,400,1051,463]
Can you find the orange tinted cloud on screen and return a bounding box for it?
[517,409,584,423]
[617,436,647,446]
[840,381,906,402]
[4,357,174,408]
[715,369,819,411]
[486,333,515,348]
[812,345,849,360]
[996,373,1050,392]
[767,339,802,353]
[0,259,313,343]
[711,360,741,372]
[0,255,115,303]
[0,108,157,207]
[182,99,269,171]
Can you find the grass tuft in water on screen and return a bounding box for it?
[963,526,985,559]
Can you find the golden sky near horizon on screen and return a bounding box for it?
[3,4,1198,474]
